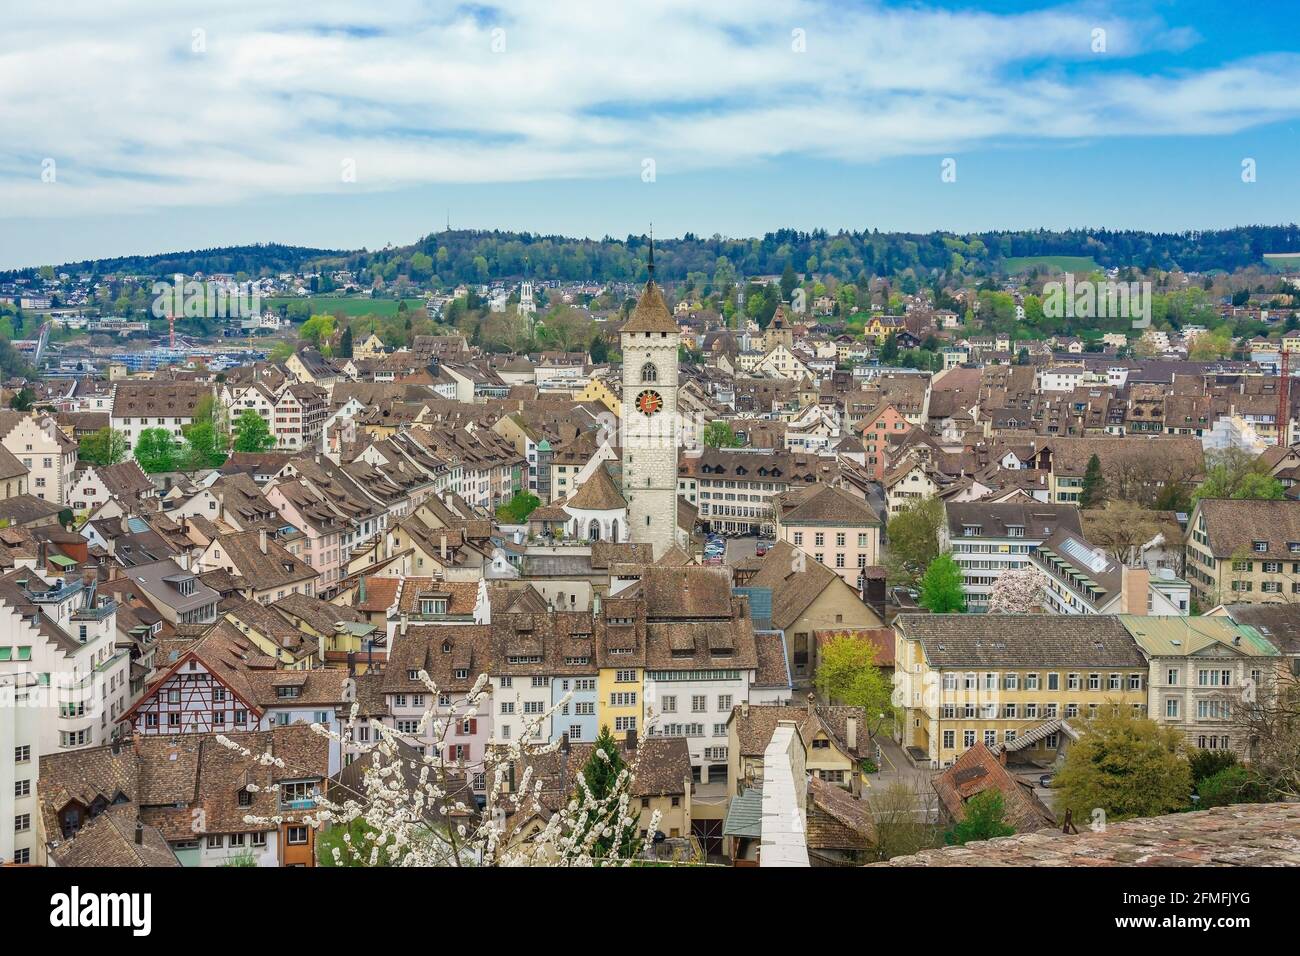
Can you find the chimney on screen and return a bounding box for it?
[259,528,268,554]
[440,533,447,560]
[625,727,638,752]
[806,691,816,715]
[560,732,570,755]
[134,822,144,846]
[740,700,749,718]
[1120,565,1150,615]
[400,613,409,637]
[846,716,858,753]
[358,577,367,605]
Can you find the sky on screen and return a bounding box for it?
[1,0,1297,268]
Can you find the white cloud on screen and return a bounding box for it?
[0,0,1293,217]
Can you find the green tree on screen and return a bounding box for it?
[496,491,541,523]
[317,817,405,867]
[268,340,294,363]
[944,790,1015,846]
[232,409,276,453]
[1053,707,1193,823]
[299,314,336,350]
[814,634,894,737]
[134,428,180,473]
[589,334,609,364]
[8,387,35,411]
[339,324,354,358]
[1193,447,1285,502]
[79,427,128,466]
[884,496,943,585]
[1079,453,1106,509]
[575,726,640,860]
[1196,765,1268,808]
[879,333,899,363]
[918,552,966,613]
[703,420,742,448]
[181,421,226,470]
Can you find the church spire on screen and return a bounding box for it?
[647,223,654,280]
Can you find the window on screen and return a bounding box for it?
[963,730,976,748]
[207,835,224,849]
[251,832,268,848]
[14,779,30,797]
[286,826,308,845]
[15,746,30,763]
[661,695,676,713]
[15,813,31,832]
[1088,673,1100,690]
[942,730,955,749]
[691,695,706,712]
[1166,698,1179,718]
[1004,673,1019,690]
[717,694,732,711]
[614,716,636,732]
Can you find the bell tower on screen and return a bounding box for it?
[620,236,679,558]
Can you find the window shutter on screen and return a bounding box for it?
[446,746,456,763]
[469,718,477,734]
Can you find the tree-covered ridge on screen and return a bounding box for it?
[0,242,344,282]
[10,225,1300,285]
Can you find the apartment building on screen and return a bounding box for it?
[894,615,1148,768]
[773,483,882,589]
[942,501,1082,612]
[1185,498,1300,608]
[1120,615,1280,756]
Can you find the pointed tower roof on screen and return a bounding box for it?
[623,280,678,334]
[623,234,677,334]
[565,464,628,512]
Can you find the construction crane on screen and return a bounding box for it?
[1279,348,1291,447]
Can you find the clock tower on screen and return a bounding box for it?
[620,241,680,559]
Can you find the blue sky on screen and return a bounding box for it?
[1,0,1297,268]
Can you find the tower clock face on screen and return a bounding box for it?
[635,389,663,416]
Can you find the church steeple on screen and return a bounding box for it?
[647,224,654,280]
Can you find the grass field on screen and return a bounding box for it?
[264,296,427,316]
[1263,254,1300,273]
[1000,255,1101,274]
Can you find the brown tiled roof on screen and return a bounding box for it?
[744,540,845,631]
[111,382,212,418]
[730,701,868,760]
[932,743,1056,832]
[776,483,881,527]
[215,530,317,590]
[876,803,1300,866]
[271,590,366,636]
[895,614,1145,668]
[807,775,873,852]
[619,565,735,620]
[382,624,495,695]
[354,575,402,613]
[753,631,792,689]
[1195,498,1300,560]
[48,805,180,867]
[1222,602,1300,655]
[564,464,627,511]
[620,280,678,334]
[396,577,479,616]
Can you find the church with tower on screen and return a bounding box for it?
[620,243,687,558]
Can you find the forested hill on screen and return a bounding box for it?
[1,243,344,282]
[9,225,1300,285]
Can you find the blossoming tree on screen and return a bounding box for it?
[218,670,659,867]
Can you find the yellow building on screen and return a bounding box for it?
[597,664,644,742]
[576,374,620,417]
[894,615,1148,768]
